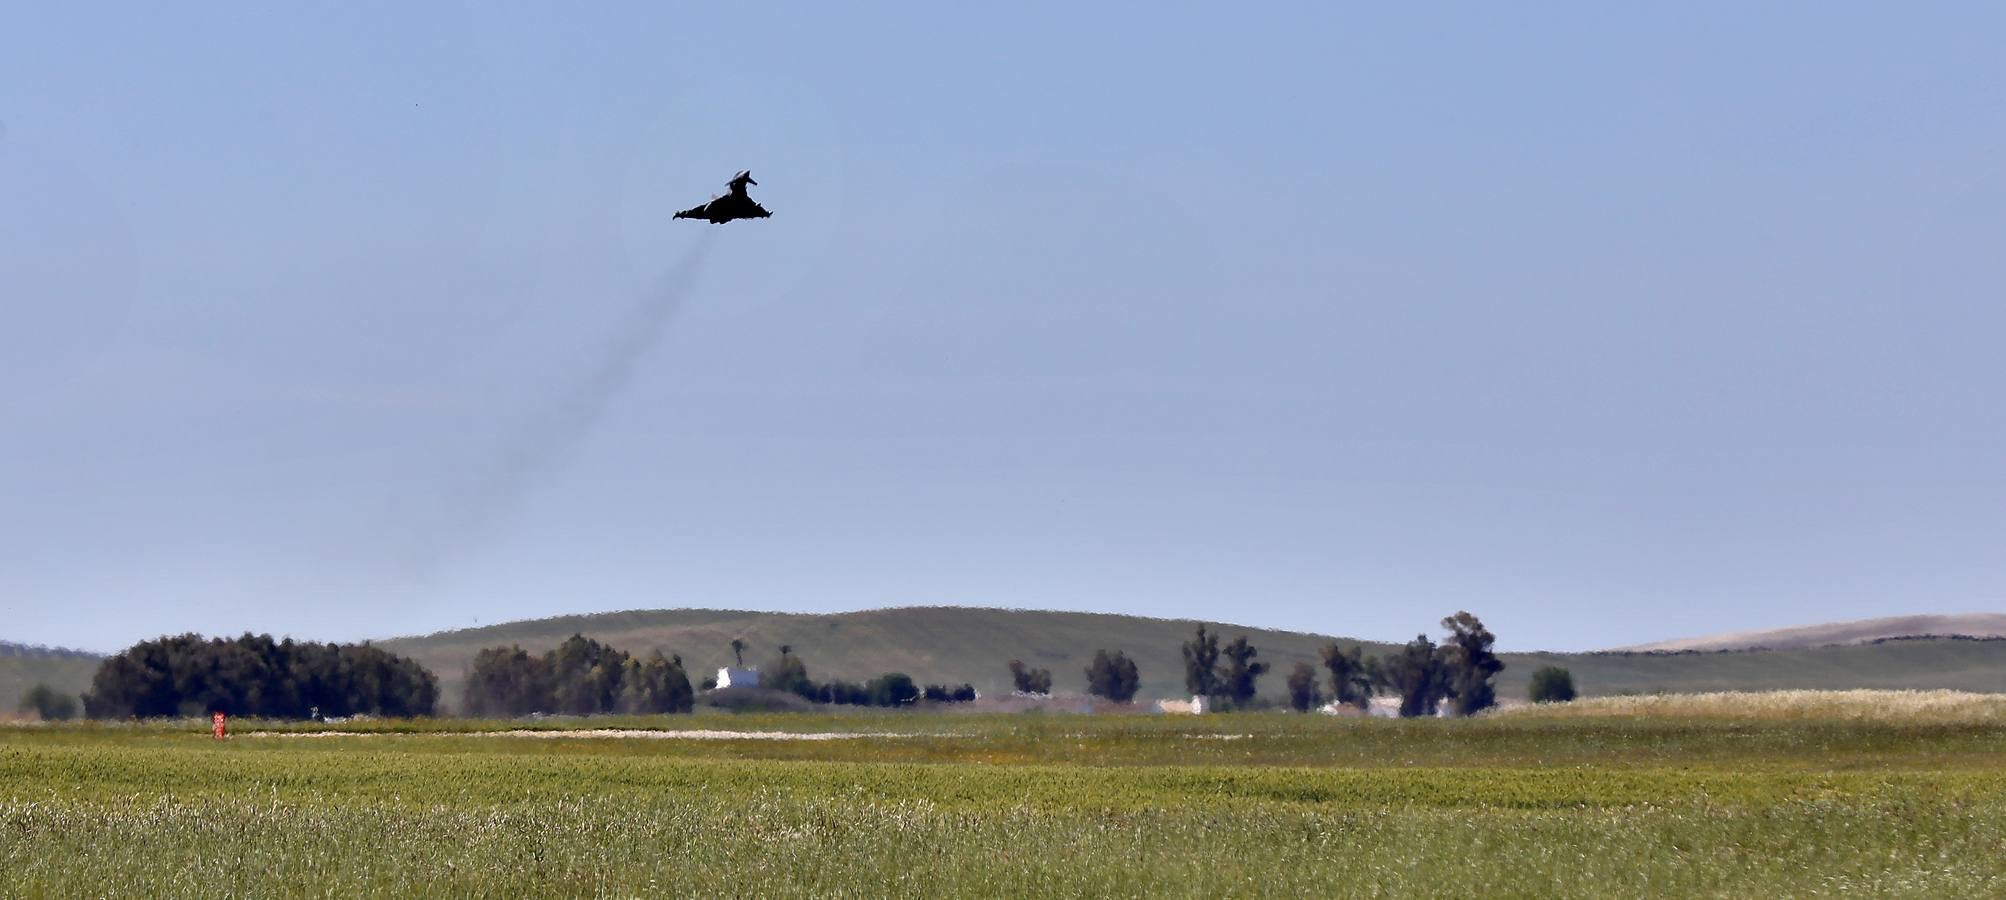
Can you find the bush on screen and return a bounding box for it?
[866,673,919,707]
[18,683,78,721]
[1528,666,1577,703]
[1084,650,1141,703]
[922,683,977,703]
[1008,660,1052,695]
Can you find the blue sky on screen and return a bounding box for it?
[3,4,2002,652]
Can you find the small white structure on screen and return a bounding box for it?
[715,667,760,689]
[1156,695,1209,715]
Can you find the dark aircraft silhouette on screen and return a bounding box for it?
[673,170,771,224]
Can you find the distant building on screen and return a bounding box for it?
[715,667,760,689]
[1156,695,1208,715]
[1320,697,1419,718]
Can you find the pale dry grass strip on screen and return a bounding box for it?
[1499,689,2006,723]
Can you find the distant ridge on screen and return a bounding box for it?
[17,608,2006,715]
[1616,613,2006,653]
[0,640,101,660]
[0,642,102,709]
[377,606,1385,711]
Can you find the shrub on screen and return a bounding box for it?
[18,683,78,721]
[1528,666,1577,704]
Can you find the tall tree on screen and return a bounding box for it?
[1438,611,1504,716]
[1219,636,1268,707]
[1084,650,1141,703]
[462,646,553,717]
[1285,662,1321,712]
[729,638,748,668]
[549,634,628,716]
[618,651,695,714]
[1318,643,1374,711]
[1180,625,1221,699]
[1375,634,1449,718]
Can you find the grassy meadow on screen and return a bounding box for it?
[5,692,2006,897]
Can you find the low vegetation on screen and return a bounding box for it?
[1528,665,1577,703]
[4,702,2005,896]
[16,683,78,721]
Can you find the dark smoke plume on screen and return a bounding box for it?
[401,230,719,576]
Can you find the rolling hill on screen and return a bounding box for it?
[0,642,102,714]
[21,608,2006,715]
[376,606,2006,712]
[1617,613,2006,652]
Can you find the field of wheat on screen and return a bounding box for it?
[6,695,2005,897]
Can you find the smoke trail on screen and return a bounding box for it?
[401,230,719,576]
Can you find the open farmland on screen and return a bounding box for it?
[6,693,2006,897]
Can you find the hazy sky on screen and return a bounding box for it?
[4,5,2002,653]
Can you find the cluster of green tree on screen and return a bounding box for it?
[17,683,78,721]
[1179,626,1272,709]
[1281,612,1508,716]
[762,646,973,706]
[461,634,693,716]
[1007,659,1053,694]
[82,634,437,719]
[796,675,916,706]
[993,615,1507,715]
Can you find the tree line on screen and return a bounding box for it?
[462,634,695,716]
[82,633,438,719]
[62,614,1568,720]
[759,646,974,707]
[462,639,976,714]
[1020,610,1540,717]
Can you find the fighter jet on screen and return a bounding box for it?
[673,170,771,224]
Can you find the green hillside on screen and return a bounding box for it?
[0,645,101,715]
[1520,639,2006,696]
[376,607,2006,712]
[378,607,1381,711]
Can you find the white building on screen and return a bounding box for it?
[715,667,760,689]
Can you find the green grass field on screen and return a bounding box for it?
[5,694,2005,897]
